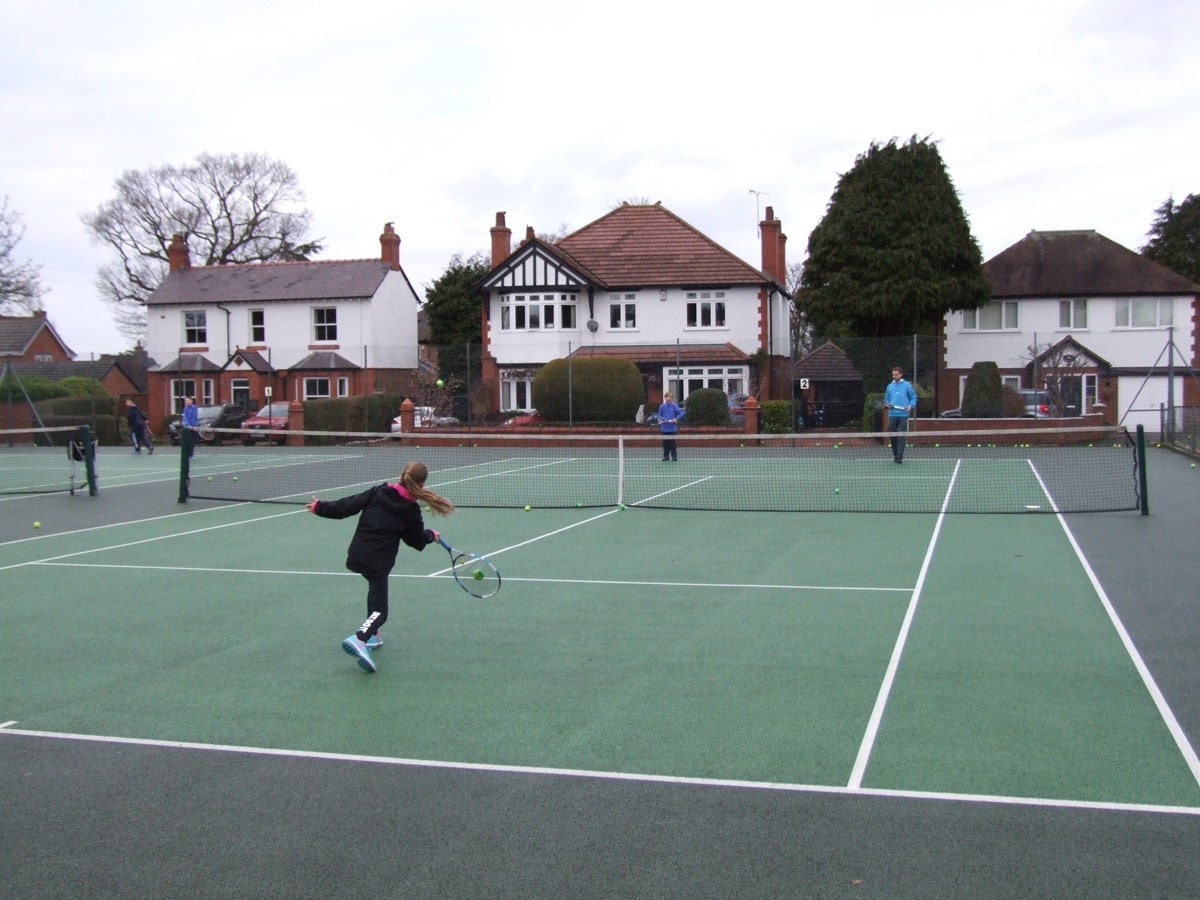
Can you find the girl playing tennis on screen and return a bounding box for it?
[308,461,455,673]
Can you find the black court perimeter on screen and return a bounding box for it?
[1,441,1199,897]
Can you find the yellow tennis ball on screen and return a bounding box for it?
[472,569,485,581]
[33,521,41,529]
[524,505,531,511]
[834,488,840,494]
[436,379,444,387]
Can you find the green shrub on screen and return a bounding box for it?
[303,395,403,435]
[55,376,108,397]
[761,400,793,434]
[961,362,1004,418]
[533,357,643,422]
[683,388,729,426]
[0,375,70,402]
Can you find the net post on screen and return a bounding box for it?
[178,428,192,503]
[617,435,625,507]
[1136,424,1149,515]
[81,424,98,496]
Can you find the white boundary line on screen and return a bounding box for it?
[1,724,1196,817]
[847,459,962,789]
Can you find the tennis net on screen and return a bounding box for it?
[182,425,1144,514]
[0,426,93,496]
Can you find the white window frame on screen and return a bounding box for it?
[313,307,338,342]
[498,293,579,331]
[183,310,207,345]
[1115,297,1173,328]
[1058,298,1088,329]
[962,301,1018,331]
[609,294,637,330]
[956,374,1022,404]
[303,377,331,400]
[337,376,349,398]
[249,309,265,343]
[685,291,727,329]
[500,369,536,411]
[664,365,747,402]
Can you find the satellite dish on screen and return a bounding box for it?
[586,320,599,333]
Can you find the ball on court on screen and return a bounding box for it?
[472,568,485,581]
[33,521,41,529]
[436,379,444,387]
[524,505,531,511]
[232,476,238,481]
[834,488,840,494]
[1191,463,1197,469]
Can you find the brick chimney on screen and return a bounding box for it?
[490,211,512,265]
[380,221,400,270]
[759,206,786,285]
[167,233,191,273]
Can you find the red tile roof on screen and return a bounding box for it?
[554,203,770,288]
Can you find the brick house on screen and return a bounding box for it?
[477,203,792,413]
[143,223,422,427]
[0,310,74,364]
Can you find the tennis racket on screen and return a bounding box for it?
[196,427,214,442]
[436,535,502,599]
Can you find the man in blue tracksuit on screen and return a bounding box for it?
[884,366,917,464]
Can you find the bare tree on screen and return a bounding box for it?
[0,197,46,315]
[82,152,322,341]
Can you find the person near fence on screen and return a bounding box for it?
[307,461,455,673]
[658,391,682,461]
[884,366,918,464]
[125,398,153,454]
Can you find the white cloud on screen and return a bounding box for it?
[2,0,1197,358]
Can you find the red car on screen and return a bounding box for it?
[504,411,543,426]
[240,402,290,445]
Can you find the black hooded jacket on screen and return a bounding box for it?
[312,483,434,577]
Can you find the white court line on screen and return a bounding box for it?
[0,501,254,547]
[847,459,963,789]
[1,724,1196,817]
[0,507,306,571]
[35,560,908,595]
[1026,461,1200,789]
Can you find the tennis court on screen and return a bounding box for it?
[2,433,1199,896]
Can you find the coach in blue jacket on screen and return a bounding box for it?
[884,367,917,464]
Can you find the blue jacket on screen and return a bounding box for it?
[658,400,682,435]
[884,379,917,418]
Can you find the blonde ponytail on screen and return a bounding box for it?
[400,461,455,516]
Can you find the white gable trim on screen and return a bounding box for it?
[484,245,588,292]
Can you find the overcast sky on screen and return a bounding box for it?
[2,0,1197,359]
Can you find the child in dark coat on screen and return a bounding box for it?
[308,461,454,673]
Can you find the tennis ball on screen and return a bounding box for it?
[436,379,444,387]
[232,476,238,481]
[524,505,531,511]
[472,568,485,581]
[834,488,840,494]
[1191,463,1197,469]
[33,521,41,529]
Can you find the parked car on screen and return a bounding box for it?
[727,392,748,425]
[1018,389,1052,418]
[240,402,291,445]
[503,411,543,426]
[389,407,460,434]
[168,404,250,445]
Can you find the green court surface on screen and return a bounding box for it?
[2,446,1197,810]
[2,444,1199,896]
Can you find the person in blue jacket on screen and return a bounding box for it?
[884,366,918,464]
[658,391,682,461]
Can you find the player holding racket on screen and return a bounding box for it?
[884,366,917,464]
[308,461,455,673]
